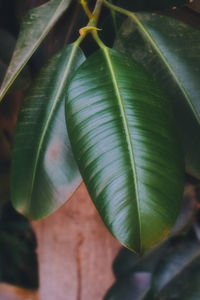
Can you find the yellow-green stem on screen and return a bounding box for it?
[80,0,94,19]
[92,30,107,49]
[104,0,145,29]
[79,0,104,40]
[93,0,104,21]
[74,34,85,46]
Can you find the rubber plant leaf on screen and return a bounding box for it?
[11,43,85,219]
[104,242,169,299]
[144,235,200,299]
[105,232,200,299]
[0,0,72,101]
[0,29,30,92]
[114,13,200,178]
[104,271,151,300]
[66,48,184,253]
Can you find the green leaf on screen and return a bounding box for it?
[177,262,200,300]
[104,271,151,300]
[144,235,200,299]
[113,241,169,280]
[0,29,30,92]
[66,47,184,253]
[11,43,85,219]
[115,0,189,11]
[105,240,170,300]
[0,0,72,101]
[105,230,200,300]
[114,13,200,178]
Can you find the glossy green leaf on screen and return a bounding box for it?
[11,43,85,219]
[0,0,72,101]
[66,47,184,253]
[113,185,199,278]
[114,13,200,178]
[116,0,189,11]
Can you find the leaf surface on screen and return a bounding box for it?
[104,238,170,299]
[66,48,184,253]
[104,232,200,300]
[0,0,72,101]
[11,43,85,219]
[104,271,151,300]
[0,29,30,92]
[114,13,200,178]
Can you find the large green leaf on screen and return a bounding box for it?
[114,13,200,178]
[11,43,85,219]
[0,0,72,101]
[115,0,189,11]
[66,47,184,253]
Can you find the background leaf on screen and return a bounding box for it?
[11,43,84,219]
[66,48,184,253]
[0,0,72,101]
[144,234,200,299]
[0,29,30,92]
[105,223,200,299]
[115,0,189,11]
[104,271,151,300]
[114,13,200,178]
[0,202,38,289]
[104,237,170,299]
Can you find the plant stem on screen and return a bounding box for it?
[80,0,94,19]
[104,0,133,18]
[92,0,104,24]
[92,30,106,49]
[74,33,85,46]
[78,0,104,38]
[103,0,152,45]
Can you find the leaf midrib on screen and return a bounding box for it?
[0,0,71,101]
[102,47,141,249]
[129,13,200,126]
[27,43,78,210]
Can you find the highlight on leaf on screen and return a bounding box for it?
[66,47,184,253]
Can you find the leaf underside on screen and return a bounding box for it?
[66,48,184,253]
[114,13,200,178]
[11,44,85,220]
